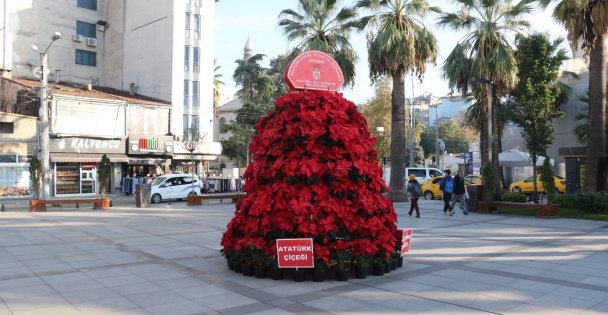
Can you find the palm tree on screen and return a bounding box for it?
[213,59,224,116]
[233,54,274,101]
[540,0,608,192]
[439,0,534,199]
[278,0,362,87]
[356,0,440,201]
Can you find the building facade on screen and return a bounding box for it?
[0,0,221,197]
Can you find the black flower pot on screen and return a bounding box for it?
[397,257,404,268]
[254,266,267,278]
[365,265,373,275]
[242,263,254,276]
[233,262,243,273]
[372,262,384,276]
[312,269,326,282]
[336,269,349,281]
[355,266,367,279]
[391,259,397,270]
[292,269,306,282]
[227,259,234,270]
[270,268,283,280]
[384,261,391,273]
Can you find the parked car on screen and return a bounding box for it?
[464,174,504,189]
[383,167,443,186]
[150,174,202,203]
[509,175,566,194]
[420,175,475,200]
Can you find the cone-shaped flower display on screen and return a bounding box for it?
[221,90,401,274]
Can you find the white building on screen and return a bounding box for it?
[0,0,221,165]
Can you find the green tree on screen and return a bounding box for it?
[213,59,224,116]
[233,54,275,102]
[540,0,608,192]
[278,0,362,86]
[359,78,392,165]
[267,53,292,98]
[510,33,566,203]
[420,120,478,157]
[405,144,425,167]
[29,153,42,199]
[357,0,440,201]
[540,156,557,202]
[220,124,251,168]
[439,0,534,200]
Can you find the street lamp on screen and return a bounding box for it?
[178,128,205,195]
[376,126,386,165]
[31,31,62,200]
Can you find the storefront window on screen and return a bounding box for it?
[0,164,31,197]
[55,163,98,195]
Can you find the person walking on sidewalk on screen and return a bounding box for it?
[439,169,455,215]
[407,174,422,218]
[449,170,469,215]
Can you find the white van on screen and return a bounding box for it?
[150,174,202,203]
[382,167,443,186]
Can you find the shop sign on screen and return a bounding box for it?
[284,50,344,92]
[276,238,314,268]
[128,135,173,155]
[50,137,125,154]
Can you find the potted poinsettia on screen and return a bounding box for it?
[353,255,371,279]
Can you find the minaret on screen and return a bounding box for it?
[243,35,252,61]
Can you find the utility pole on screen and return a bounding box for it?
[33,32,62,199]
[409,73,415,167]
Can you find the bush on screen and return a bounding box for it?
[551,194,574,208]
[501,192,527,203]
[571,192,608,214]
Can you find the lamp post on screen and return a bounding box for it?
[178,127,205,195]
[428,101,440,168]
[32,32,62,200]
[376,126,386,165]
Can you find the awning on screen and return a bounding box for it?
[128,158,168,165]
[50,153,130,163]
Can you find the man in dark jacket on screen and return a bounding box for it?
[449,169,469,215]
[439,169,454,215]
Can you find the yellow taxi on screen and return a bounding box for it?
[464,174,504,190]
[420,176,474,200]
[509,175,566,194]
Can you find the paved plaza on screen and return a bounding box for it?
[0,198,607,314]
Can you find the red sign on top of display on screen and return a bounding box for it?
[284,50,344,92]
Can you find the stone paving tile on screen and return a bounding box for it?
[73,296,141,314]
[125,290,193,307]
[143,299,211,315]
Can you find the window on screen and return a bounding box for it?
[193,47,199,73]
[219,117,228,133]
[183,80,190,106]
[408,169,426,178]
[76,21,96,38]
[192,81,199,107]
[429,169,443,177]
[184,46,190,72]
[0,122,14,134]
[185,13,191,38]
[194,14,200,39]
[183,114,189,138]
[77,0,97,10]
[191,115,199,133]
[75,49,96,66]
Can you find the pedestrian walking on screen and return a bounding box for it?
[449,170,469,215]
[407,174,422,218]
[439,169,454,215]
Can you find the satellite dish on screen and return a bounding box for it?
[33,67,42,78]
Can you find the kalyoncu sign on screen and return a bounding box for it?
[284,50,344,92]
[50,137,125,154]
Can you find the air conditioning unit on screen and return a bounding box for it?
[86,38,98,47]
[73,34,83,42]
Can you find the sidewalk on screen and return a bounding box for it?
[0,199,607,314]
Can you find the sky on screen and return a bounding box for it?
[214,0,566,106]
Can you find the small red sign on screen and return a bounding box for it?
[276,238,314,268]
[284,50,344,92]
[401,228,413,255]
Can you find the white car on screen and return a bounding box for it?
[150,174,201,203]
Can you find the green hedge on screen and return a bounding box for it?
[501,192,527,203]
[551,192,608,214]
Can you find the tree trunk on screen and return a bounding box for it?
[532,154,538,204]
[491,85,501,201]
[388,68,408,202]
[585,33,607,192]
[479,88,489,169]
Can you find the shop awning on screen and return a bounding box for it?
[50,153,130,163]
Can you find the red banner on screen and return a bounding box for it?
[284,50,344,92]
[401,228,413,255]
[276,238,314,268]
